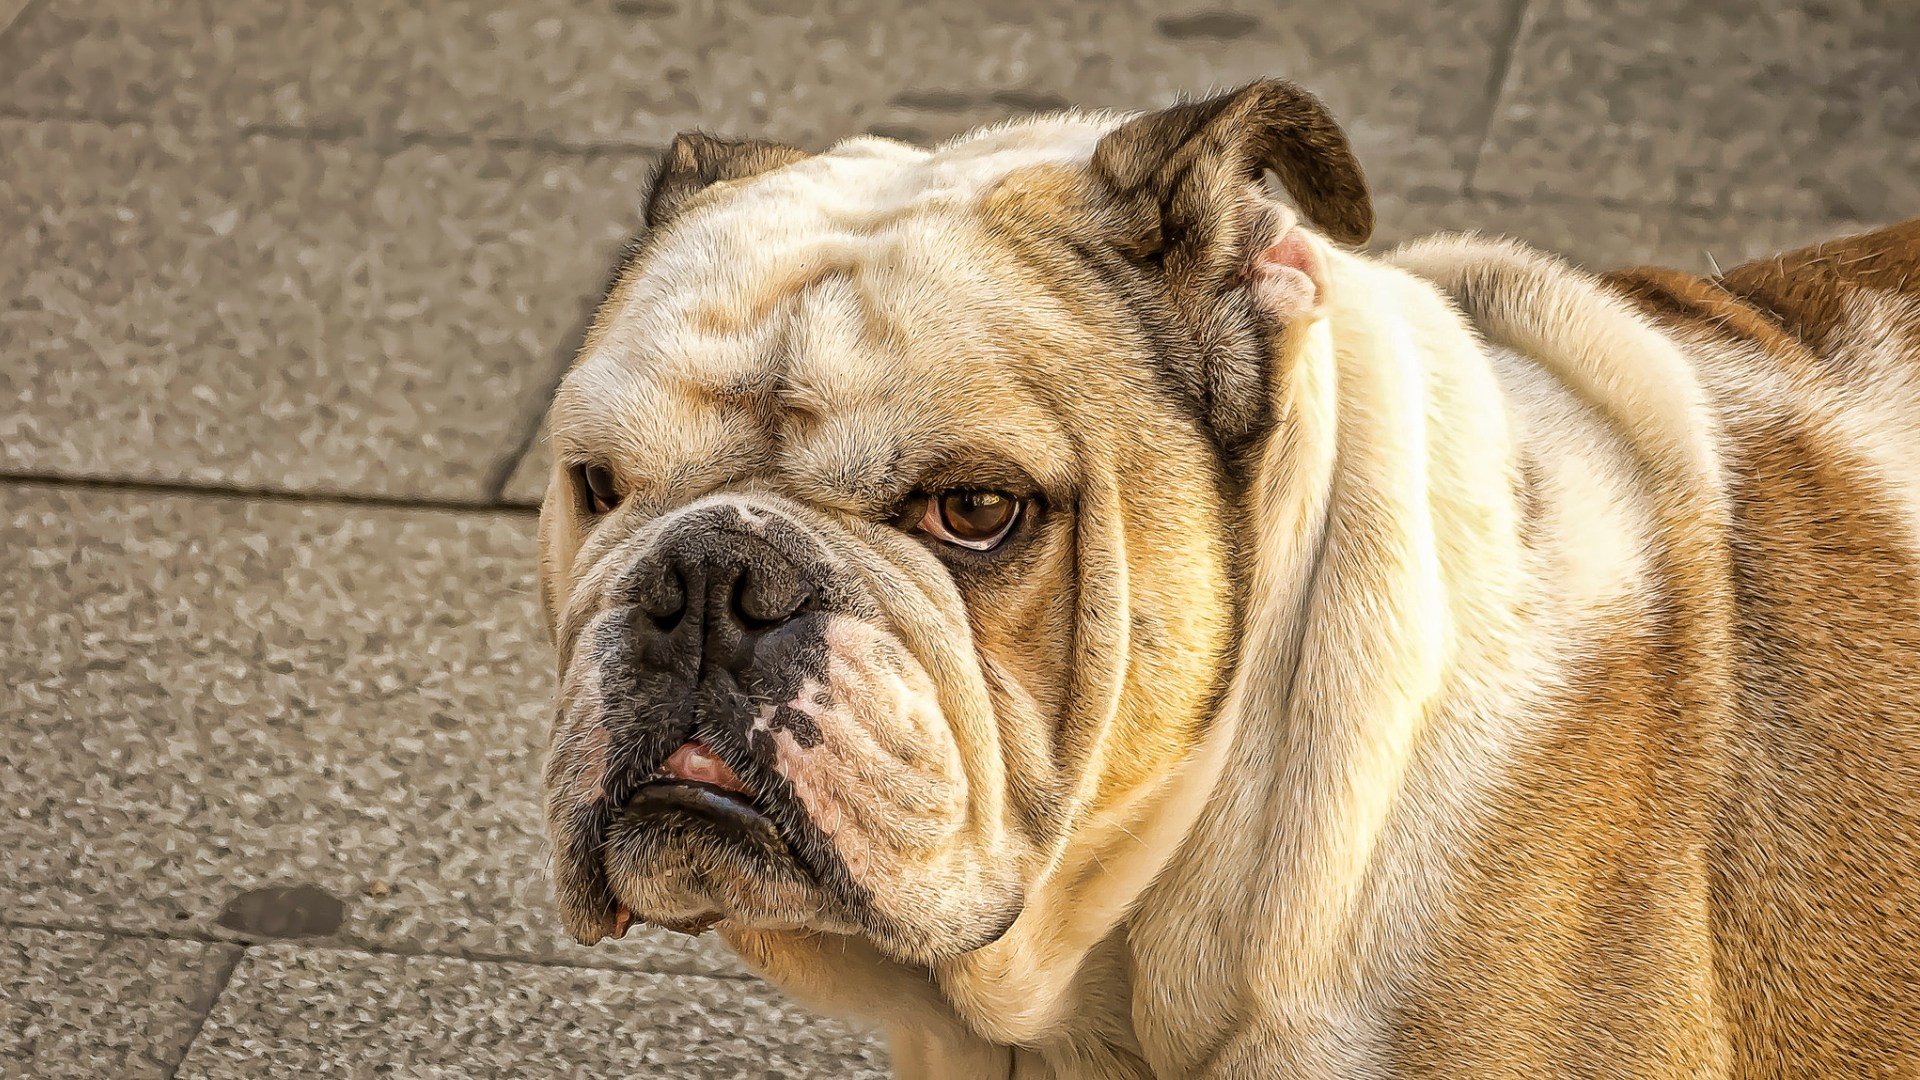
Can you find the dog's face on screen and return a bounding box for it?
[537,82,1372,967]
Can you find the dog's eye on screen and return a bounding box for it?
[915,491,1021,551]
[574,463,621,515]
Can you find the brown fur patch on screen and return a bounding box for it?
[1711,422,1920,1077]
[645,132,813,231]
[1716,218,1920,358]
[1603,266,1818,372]
[1391,604,1728,1074]
[1574,216,1920,1068]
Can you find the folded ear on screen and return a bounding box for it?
[644,132,813,230]
[1091,79,1371,280]
[1089,80,1367,465]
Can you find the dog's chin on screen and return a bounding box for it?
[595,782,1028,964]
[601,781,858,937]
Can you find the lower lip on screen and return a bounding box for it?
[621,779,785,851]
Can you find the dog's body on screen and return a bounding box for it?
[535,83,1920,1077]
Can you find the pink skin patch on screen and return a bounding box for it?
[662,739,749,793]
[1251,225,1324,323]
[604,742,749,941]
[756,617,961,885]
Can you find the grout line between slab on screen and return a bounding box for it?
[1463,0,1534,190]
[239,120,670,160]
[0,0,47,41]
[0,915,760,982]
[233,119,373,143]
[162,945,246,1080]
[0,104,148,127]
[484,373,563,505]
[392,128,668,159]
[0,470,538,517]
[482,237,647,504]
[0,106,667,161]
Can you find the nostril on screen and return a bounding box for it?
[734,571,813,631]
[640,567,688,632]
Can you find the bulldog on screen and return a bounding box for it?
[534,79,1920,1077]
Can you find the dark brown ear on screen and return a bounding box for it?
[1088,82,1369,469]
[1091,79,1372,272]
[644,132,813,230]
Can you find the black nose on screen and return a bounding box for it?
[632,524,814,675]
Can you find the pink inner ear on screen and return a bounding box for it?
[1251,228,1322,323]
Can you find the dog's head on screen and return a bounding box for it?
[537,80,1371,968]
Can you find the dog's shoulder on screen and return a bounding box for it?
[1719,217,1920,350]
[1601,220,1920,1073]
[1603,217,1920,376]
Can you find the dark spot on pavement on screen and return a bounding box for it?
[891,88,973,112]
[891,88,1073,115]
[1817,187,1867,221]
[1156,11,1261,39]
[989,89,1072,113]
[217,884,347,938]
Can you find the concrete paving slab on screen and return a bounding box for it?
[0,118,649,499]
[1,0,1518,190]
[0,482,740,977]
[395,0,1518,190]
[0,0,417,130]
[176,944,887,1079]
[1475,0,1920,222]
[0,925,238,1080]
[356,139,650,498]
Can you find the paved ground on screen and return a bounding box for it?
[0,0,1912,1076]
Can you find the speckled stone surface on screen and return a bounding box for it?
[0,119,649,499]
[1367,188,1871,275]
[176,944,887,1079]
[0,0,421,131]
[398,0,1521,191]
[1475,0,1920,222]
[0,926,238,1079]
[0,483,739,977]
[0,0,1516,189]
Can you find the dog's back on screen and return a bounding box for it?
[1374,223,1920,1078]
[1609,223,1920,1076]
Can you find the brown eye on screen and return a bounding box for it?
[915,491,1021,551]
[575,463,621,515]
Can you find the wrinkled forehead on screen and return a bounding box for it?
[552,116,1122,512]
